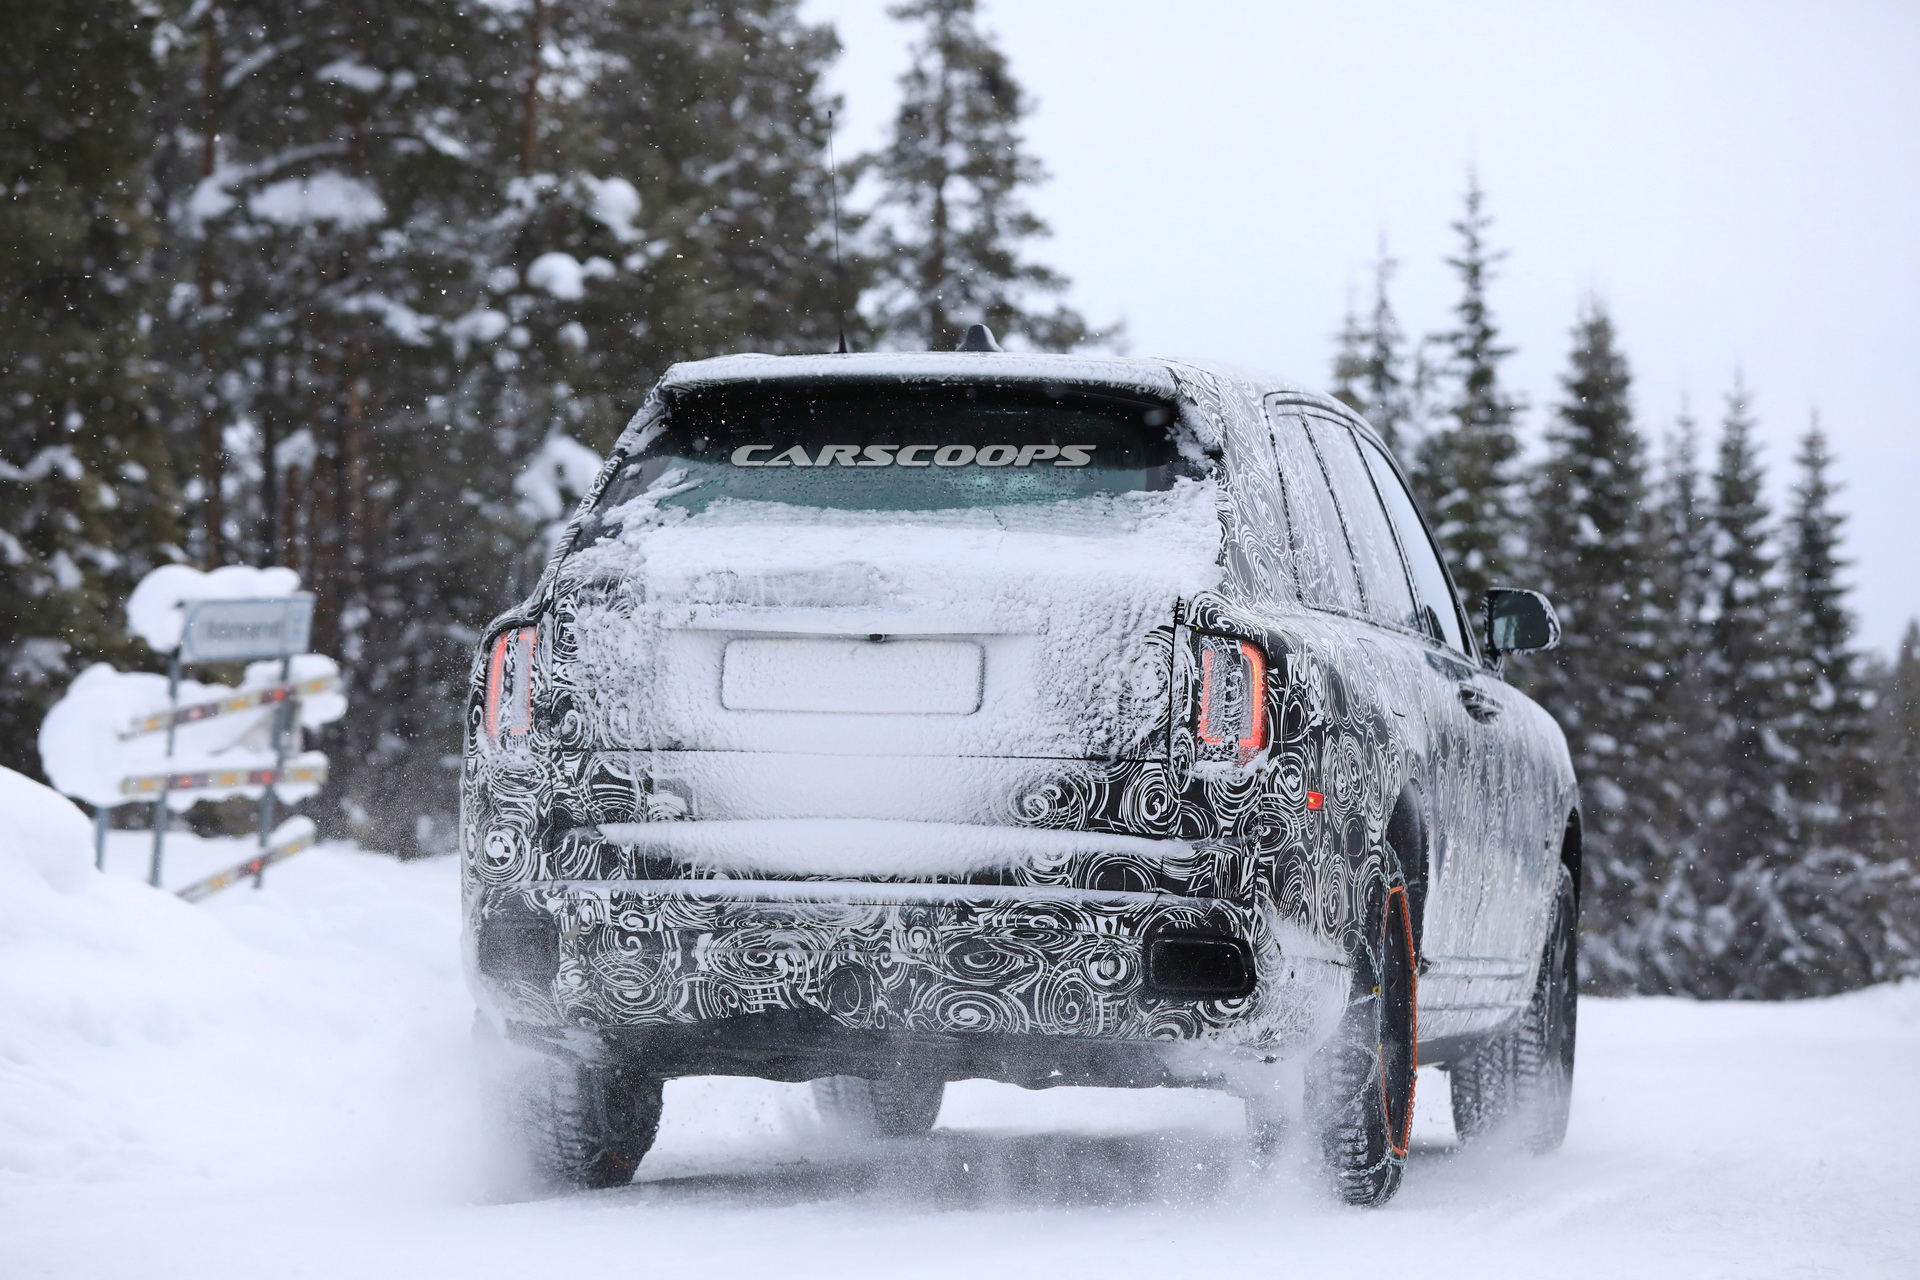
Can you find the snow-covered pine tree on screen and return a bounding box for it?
[1519,302,1663,991]
[1768,420,1916,990]
[1331,298,1367,411]
[1637,409,1720,991]
[1330,246,1413,454]
[1416,173,1524,607]
[1783,420,1879,845]
[1880,623,1920,869]
[1696,382,1802,997]
[149,0,524,851]
[864,0,1106,351]
[0,0,180,781]
[481,0,856,458]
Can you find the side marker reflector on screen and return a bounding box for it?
[1306,791,1324,811]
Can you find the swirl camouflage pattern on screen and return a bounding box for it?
[461,351,1578,1196]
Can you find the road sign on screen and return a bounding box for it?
[177,595,314,663]
[119,757,329,799]
[117,674,339,740]
[175,818,318,903]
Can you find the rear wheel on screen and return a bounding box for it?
[1450,862,1578,1152]
[1306,860,1418,1207]
[811,1074,945,1137]
[479,1021,663,1191]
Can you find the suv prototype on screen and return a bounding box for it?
[464,336,1579,1205]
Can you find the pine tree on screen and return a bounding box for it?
[1696,381,1800,996]
[149,0,524,850]
[1783,419,1879,840]
[0,0,180,782]
[1330,246,1412,453]
[487,0,857,457]
[1880,623,1920,867]
[1638,409,1720,991]
[144,0,868,850]
[1520,302,1662,991]
[865,0,1105,351]
[1416,173,1524,607]
[1767,421,1914,990]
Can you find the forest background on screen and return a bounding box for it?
[3,0,1916,998]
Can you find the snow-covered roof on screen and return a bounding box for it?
[656,350,1324,405]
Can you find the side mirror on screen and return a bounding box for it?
[1485,588,1561,656]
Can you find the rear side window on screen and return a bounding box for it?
[1358,434,1469,653]
[594,382,1198,516]
[1268,409,1361,613]
[1302,416,1420,632]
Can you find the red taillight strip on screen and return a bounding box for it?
[484,626,537,745]
[1195,635,1270,765]
[1198,647,1226,745]
[1237,639,1267,759]
[484,632,509,741]
[511,626,536,735]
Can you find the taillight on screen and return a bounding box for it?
[483,626,537,746]
[1195,634,1268,767]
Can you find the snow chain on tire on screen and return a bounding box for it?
[1306,855,1418,1207]
[1450,861,1578,1153]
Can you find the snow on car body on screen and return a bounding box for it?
[462,348,1580,1203]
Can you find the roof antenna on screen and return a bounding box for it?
[828,109,848,354]
[959,324,1001,352]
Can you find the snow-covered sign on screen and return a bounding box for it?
[40,563,348,892]
[177,595,314,663]
[126,564,303,655]
[174,817,318,904]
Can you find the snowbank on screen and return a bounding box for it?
[0,765,95,895]
[0,767,467,1191]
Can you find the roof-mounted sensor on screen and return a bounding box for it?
[957,324,1002,352]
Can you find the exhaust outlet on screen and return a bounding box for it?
[1144,934,1256,999]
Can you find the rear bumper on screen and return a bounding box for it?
[469,878,1344,1073]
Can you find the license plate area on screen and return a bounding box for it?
[720,636,983,715]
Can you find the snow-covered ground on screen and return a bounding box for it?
[3,774,1917,1279]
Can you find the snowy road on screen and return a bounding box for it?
[3,827,1917,1279]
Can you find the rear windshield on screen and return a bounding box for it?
[593,381,1197,516]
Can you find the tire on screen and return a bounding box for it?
[1450,862,1578,1153]
[811,1074,945,1137]
[478,1020,664,1192]
[1306,860,1418,1207]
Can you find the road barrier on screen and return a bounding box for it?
[118,675,340,740]
[175,818,318,903]
[119,759,330,799]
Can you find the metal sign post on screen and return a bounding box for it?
[254,655,294,888]
[148,650,181,888]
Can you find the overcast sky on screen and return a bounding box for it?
[803,0,1920,655]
